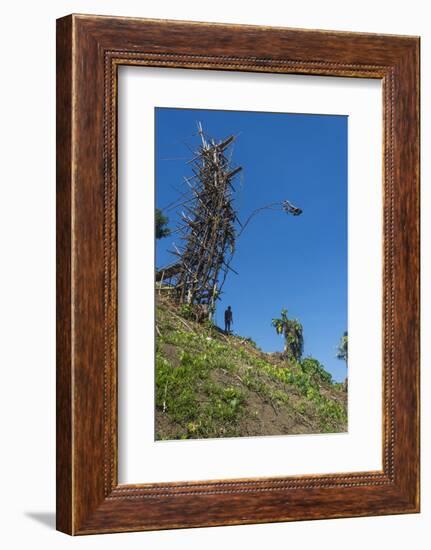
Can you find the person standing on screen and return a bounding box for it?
[224,306,233,334]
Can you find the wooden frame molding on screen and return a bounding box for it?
[56,14,420,535]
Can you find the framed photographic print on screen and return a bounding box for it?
[56,14,420,535]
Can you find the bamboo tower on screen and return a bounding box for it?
[156,122,303,318]
[170,122,242,312]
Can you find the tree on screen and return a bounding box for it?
[336,331,348,363]
[336,331,348,392]
[271,308,304,361]
[156,208,171,239]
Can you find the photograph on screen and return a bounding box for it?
[0,0,423,543]
[154,107,348,441]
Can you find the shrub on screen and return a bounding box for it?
[300,357,333,384]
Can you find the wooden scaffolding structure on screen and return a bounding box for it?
[167,123,242,312]
[157,122,303,319]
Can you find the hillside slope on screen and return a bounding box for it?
[155,295,347,440]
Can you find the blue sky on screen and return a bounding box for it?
[155,107,347,382]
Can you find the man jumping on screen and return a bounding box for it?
[224,306,233,334]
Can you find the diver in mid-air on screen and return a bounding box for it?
[282,200,303,216]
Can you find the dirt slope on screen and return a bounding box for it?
[155,294,347,440]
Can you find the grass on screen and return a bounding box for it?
[155,294,347,440]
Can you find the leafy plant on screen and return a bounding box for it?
[336,331,348,391]
[179,302,194,320]
[336,331,348,363]
[271,308,304,361]
[300,357,332,384]
[155,208,171,239]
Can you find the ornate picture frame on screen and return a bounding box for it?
[56,14,420,534]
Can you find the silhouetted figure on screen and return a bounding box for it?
[224,306,233,334]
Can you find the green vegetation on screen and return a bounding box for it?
[271,308,304,361]
[155,296,347,440]
[337,331,348,363]
[155,208,171,239]
[336,331,348,392]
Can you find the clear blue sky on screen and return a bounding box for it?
[155,107,348,382]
